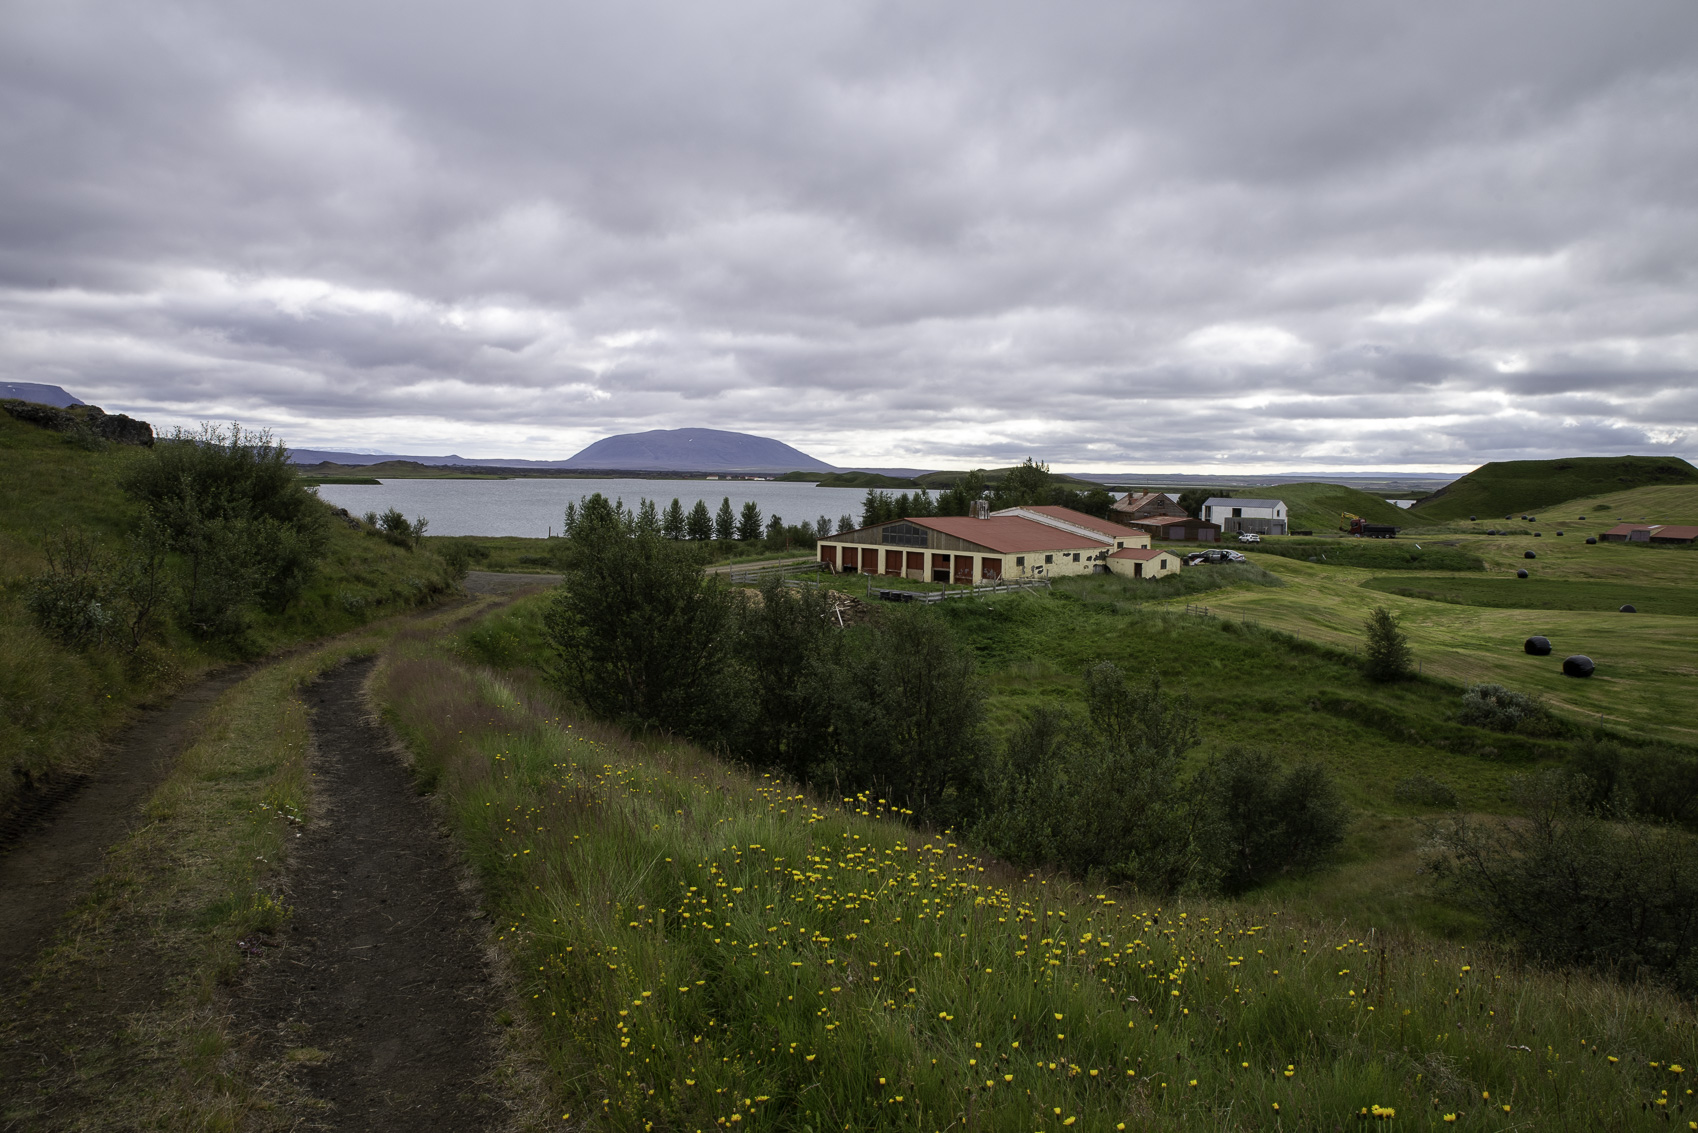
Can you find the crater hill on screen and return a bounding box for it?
[1410,455,1698,522]
[560,428,835,473]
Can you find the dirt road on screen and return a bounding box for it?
[0,665,254,986]
[238,657,503,1129]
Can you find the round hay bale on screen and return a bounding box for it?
[1523,550,1537,559]
[1620,604,1636,613]
[1577,515,1586,520]
[1534,532,1542,537]
[1556,531,1564,536]
[1524,636,1552,655]
[1562,655,1595,678]
[1486,528,1498,535]
[1469,515,1477,521]
[1585,536,1598,545]
[1529,517,1538,522]
[1516,569,1529,578]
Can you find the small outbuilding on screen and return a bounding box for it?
[1105,546,1184,579]
[1120,515,1222,542]
[1601,523,1698,544]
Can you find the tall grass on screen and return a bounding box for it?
[377,630,1698,1131]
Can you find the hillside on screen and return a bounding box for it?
[1264,481,1410,532]
[562,427,835,472]
[0,411,460,818]
[914,466,1106,491]
[0,382,83,407]
[1411,455,1698,522]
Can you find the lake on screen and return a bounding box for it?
[310,477,884,538]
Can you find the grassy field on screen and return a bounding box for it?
[370,610,1698,1131]
[1242,537,1485,572]
[1362,575,1698,618]
[0,413,461,815]
[1409,456,1698,523]
[1256,482,1410,534]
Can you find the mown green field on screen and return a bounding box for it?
[1363,575,1698,618]
[1409,456,1698,523]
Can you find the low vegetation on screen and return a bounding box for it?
[1363,574,1698,617]
[375,614,1698,1130]
[0,411,459,816]
[1410,455,1698,523]
[1246,538,1486,571]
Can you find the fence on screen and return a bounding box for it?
[728,559,828,585]
[867,577,1052,604]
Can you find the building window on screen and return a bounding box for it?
[1116,541,1123,549]
[1072,553,1081,562]
[1044,554,1053,564]
[880,522,928,547]
[1232,507,1243,518]
[1016,556,1025,567]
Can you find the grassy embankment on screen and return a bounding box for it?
[1408,456,1698,524]
[0,411,460,816]
[370,599,1697,1131]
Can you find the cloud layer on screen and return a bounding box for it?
[2,0,1695,470]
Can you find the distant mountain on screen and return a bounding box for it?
[561,428,835,473]
[0,382,84,407]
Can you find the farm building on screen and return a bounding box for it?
[1110,491,1187,521]
[816,504,1166,584]
[1201,497,1288,536]
[1601,523,1698,544]
[1119,515,1222,542]
[1105,546,1184,579]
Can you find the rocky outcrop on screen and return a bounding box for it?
[1,400,154,446]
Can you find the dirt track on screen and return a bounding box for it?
[0,665,254,986]
[238,657,502,1129]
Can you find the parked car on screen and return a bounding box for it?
[1185,549,1247,565]
[1237,532,1261,544]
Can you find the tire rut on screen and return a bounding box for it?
[239,657,503,1130]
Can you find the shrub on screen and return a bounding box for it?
[26,525,172,651]
[1569,737,1698,828]
[1191,747,1350,894]
[1362,606,1413,681]
[1426,771,1698,993]
[1393,773,1460,809]
[1457,683,1554,734]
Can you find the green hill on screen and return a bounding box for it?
[1265,481,1411,533]
[1,408,460,818]
[1410,456,1698,523]
[913,466,1104,491]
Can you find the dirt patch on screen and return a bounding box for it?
[0,664,253,984]
[237,657,504,1129]
[464,569,559,596]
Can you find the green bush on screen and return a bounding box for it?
[1362,606,1413,681]
[1393,773,1460,808]
[1426,771,1698,993]
[1457,683,1555,734]
[1191,746,1349,894]
[1570,738,1698,828]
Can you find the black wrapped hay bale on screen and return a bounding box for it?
[1524,550,1537,559]
[1620,604,1637,613]
[1556,531,1564,536]
[1534,532,1542,537]
[1516,569,1529,578]
[1524,636,1552,656]
[1563,655,1595,678]
[1578,515,1586,520]
[1470,515,1477,521]
[1585,536,1598,544]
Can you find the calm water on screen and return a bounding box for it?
[311,477,881,538]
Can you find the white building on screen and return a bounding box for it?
[1201,497,1288,536]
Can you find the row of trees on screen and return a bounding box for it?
[562,494,842,547]
[542,505,1348,895]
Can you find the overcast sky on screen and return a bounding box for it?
[2,1,1695,472]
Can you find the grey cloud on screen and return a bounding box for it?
[1,0,1696,470]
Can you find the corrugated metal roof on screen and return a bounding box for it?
[1108,547,1169,561]
[909,515,1104,554]
[1133,515,1216,527]
[993,505,1144,540]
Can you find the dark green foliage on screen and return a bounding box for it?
[1362,606,1413,681]
[1457,683,1558,734]
[935,470,987,517]
[1191,747,1349,894]
[1176,489,1216,519]
[715,497,736,541]
[1427,772,1698,993]
[859,488,938,526]
[815,606,987,825]
[663,498,687,540]
[735,500,762,542]
[1569,738,1698,828]
[732,582,838,784]
[26,529,122,649]
[121,423,330,635]
[376,507,429,550]
[1393,774,1460,809]
[543,505,738,737]
[687,499,714,541]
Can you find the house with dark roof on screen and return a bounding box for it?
[1119,514,1222,542]
[1110,491,1187,521]
[815,503,1181,583]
